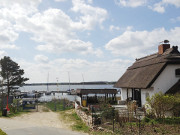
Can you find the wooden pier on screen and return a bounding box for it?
[12,90,71,98]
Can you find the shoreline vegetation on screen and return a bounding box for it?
[24,81,116,86]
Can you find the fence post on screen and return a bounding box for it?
[63,98,65,110]
[91,106,94,126]
[54,100,57,111]
[112,107,115,132]
[36,102,38,112]
[17,100,19,112]
[138,115,141,135]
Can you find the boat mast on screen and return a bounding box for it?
[82,73,85,88]
[56,77,59,91]
[68,72,71,90]
[47,72,49,92]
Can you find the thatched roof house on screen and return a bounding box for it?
[115,40,180,107]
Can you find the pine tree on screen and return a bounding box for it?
[0,56,29,96]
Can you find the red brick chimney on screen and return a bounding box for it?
[158,40,170,54]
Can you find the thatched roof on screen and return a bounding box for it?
[115,46,180,89]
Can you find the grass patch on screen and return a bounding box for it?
[143,117,180,125]
[71,112,89,132]
[45,99,73,112]
[60,109,89,133]
[0,109,31,118]
[0,129,7,135]
[155,117,180,125]
[42,107,50,112]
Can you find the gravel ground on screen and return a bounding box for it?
[0,106,88,135]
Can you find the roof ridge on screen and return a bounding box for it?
[136,53,158,61]
[128,61,166,70]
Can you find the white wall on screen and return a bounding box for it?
[141,88,153,106]
[75,96,82,105]
[121,88,132,101]
[121,87,153,106]
[152,64,180,94]
[142,64,180,106]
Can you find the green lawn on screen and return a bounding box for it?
[60,110,90,133]
[45,100,73,111]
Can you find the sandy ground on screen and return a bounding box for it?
[0,105,77,132]
[0,106,88,135]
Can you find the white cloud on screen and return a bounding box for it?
[71,0,108,30]
[18,58,131,83]
[149,0,180,13]
[109,25,120,32]
[34,55,49,63]
[0,0,41,17]
[0,19,19,49]
[162,0,180,7]
[0,50,7,59]
[14,8,104,56]
[126,26,133,31]
[54,0,67,2]
[0,0,42,51]
[115,0,147,7]
[114,0,180,13]
[105,27,180,59]
[170,16,180,23]
[149,2,165,13]
[0,0,105,57]
[87,0,93,4]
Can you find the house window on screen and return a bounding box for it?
[175,69,180,76]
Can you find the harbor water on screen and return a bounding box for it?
[19,84,120,102]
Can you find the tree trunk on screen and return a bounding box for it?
[7,78,10,96]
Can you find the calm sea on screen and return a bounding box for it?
[19,84,120,102]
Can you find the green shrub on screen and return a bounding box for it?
[155,117,180,125]
[172,94,180,117]
[146,92,176,118]
[143,117,151,123]
[0,129,7,135]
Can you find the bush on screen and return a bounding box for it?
[156,117,180,125]
[146,92,176,118]
[172,94,180,117]
[0,129,7,135]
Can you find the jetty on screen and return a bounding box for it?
[10,90,71,99]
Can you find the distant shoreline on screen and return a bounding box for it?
[24,81,116,86]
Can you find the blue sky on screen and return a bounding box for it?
[0,0,180,83]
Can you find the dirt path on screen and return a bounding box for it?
[0,105,69,130]
[9,105,68,129]
[0,106,87,135]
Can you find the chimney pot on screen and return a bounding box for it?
[158,40,170,54]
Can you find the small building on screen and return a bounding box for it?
[115,40,180,107]
[76,89,117,107]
